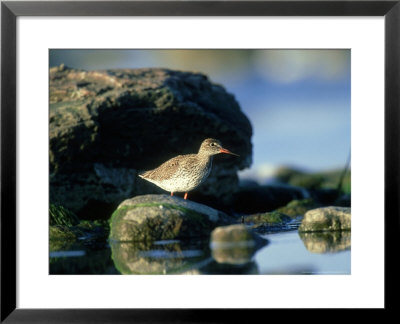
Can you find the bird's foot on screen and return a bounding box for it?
[184,193,188,200]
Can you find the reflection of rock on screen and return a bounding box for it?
[49,66,252,219]
[210,224,268,265]
[211,243,257,265]
[299,231,351,253]
[233,184,309,214]
[49,226,77,252]
[109,195,235,242]
[110,240,211,274]
[298,207,351,232]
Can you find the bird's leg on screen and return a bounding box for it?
[184,193,188,200]
[171,192,174,196]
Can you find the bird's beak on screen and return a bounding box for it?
[219,148,240,156]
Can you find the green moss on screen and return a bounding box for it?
[49,225,76,241]
[49,204,80,226]
[286,198,314,207]
[110,203,204,224]
[164,204,205,224]
[244,211,291,224]
[276,198,318,217]
[79,219,109,231]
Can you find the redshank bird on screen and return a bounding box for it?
[139,138,239,200]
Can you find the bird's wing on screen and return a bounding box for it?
[142,154,195,181]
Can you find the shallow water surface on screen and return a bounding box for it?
[255,231,350,274]
[50,229,350,275]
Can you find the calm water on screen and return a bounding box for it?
[49,229,351,275]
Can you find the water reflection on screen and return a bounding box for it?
[211,242,258,265]
[298,230,351,253]
[49,231,351,274]
[110,238,266,275]
[110,240,212,275]
[49,243,118,274]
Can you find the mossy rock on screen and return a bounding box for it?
[243,211,291,225]
[276,198,319,217]
[109,194,235,242]
[49,203,80,226]
[211,224,254,242]
[298,206,351,232]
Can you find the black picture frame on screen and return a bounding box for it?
[1,0,398,322]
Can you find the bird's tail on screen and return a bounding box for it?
[138,171,148,179]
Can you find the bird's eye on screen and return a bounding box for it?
[210,143,216,146]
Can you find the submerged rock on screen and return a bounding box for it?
[49,66,252,219]
[109,194,235,242]
[298,206,351,232]
[210,224,268,265]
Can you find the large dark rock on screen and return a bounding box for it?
[49,65,252,219]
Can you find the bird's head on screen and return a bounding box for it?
[199,138,239,157]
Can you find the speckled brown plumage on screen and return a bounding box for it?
[139,138,238,199]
